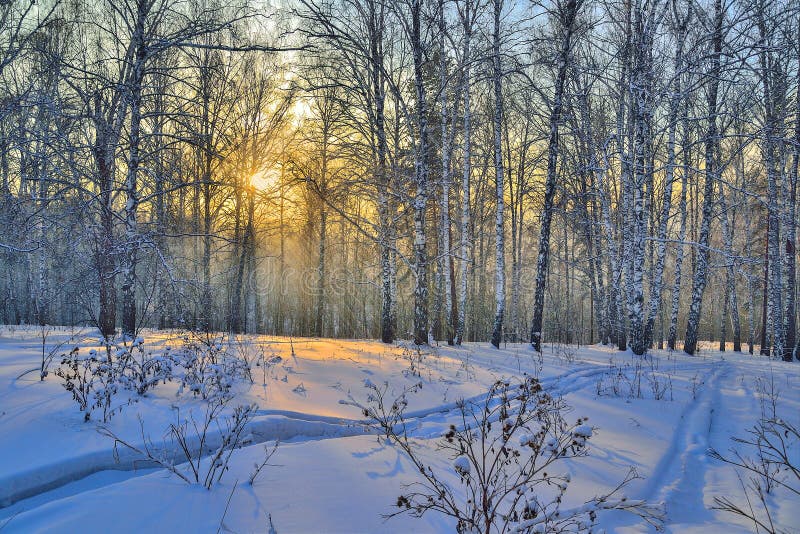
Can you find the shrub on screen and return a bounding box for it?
[54,346,116,422]
[351,376,664,533]
[595,358,673,401]
[53,333,254,422]
[114,337,175,395]
[171,335,251,401]
[100,394,261,490]
[710,374,799,534]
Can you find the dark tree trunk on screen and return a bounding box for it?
[531,0,580,352]
[684,0,722,355]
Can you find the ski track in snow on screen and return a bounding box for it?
[0,359,611,512]
[638,359,791,533]
[0,352,735,516]
[649,362,725,525]
[2,333,797,532]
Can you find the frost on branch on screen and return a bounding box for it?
[53,333,255,422]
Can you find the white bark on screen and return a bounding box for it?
[490,0,505,349]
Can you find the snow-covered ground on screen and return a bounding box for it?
[0,325,797,533]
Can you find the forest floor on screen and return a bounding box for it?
[0,325,797,533]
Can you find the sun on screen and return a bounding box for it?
[250,169,280,192]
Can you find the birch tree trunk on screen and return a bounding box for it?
[614,0,632,352]
[490,0,506,349]
[411,0,430,345]
[574,76,606,344]
[683,0,722,355]
[718,179,741,351]
[121,2,147,339]
[783,60,799,360]
[316,204,327,337]
[531,0,580,352]
[438,0,455,345]
[626,0,658,356]
[454,0,473,346]
[33,101,50,326]
[92,97,121,340]
[755,4,785,359]
[667,91,691,351]
[643,2,686,350]
[760,222,771,356]
[360,0,394,343]
[244,192,257,333]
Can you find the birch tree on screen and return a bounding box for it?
[531,0,583,352]
[683,0,723,356]
[642,0,688,351]
[490,0,506,349]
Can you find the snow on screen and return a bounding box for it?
[0,325,798,532]
[453,454,470,475]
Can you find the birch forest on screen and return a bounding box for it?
[0,0,798,360]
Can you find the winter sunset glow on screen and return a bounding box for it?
[0,0,797,532]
